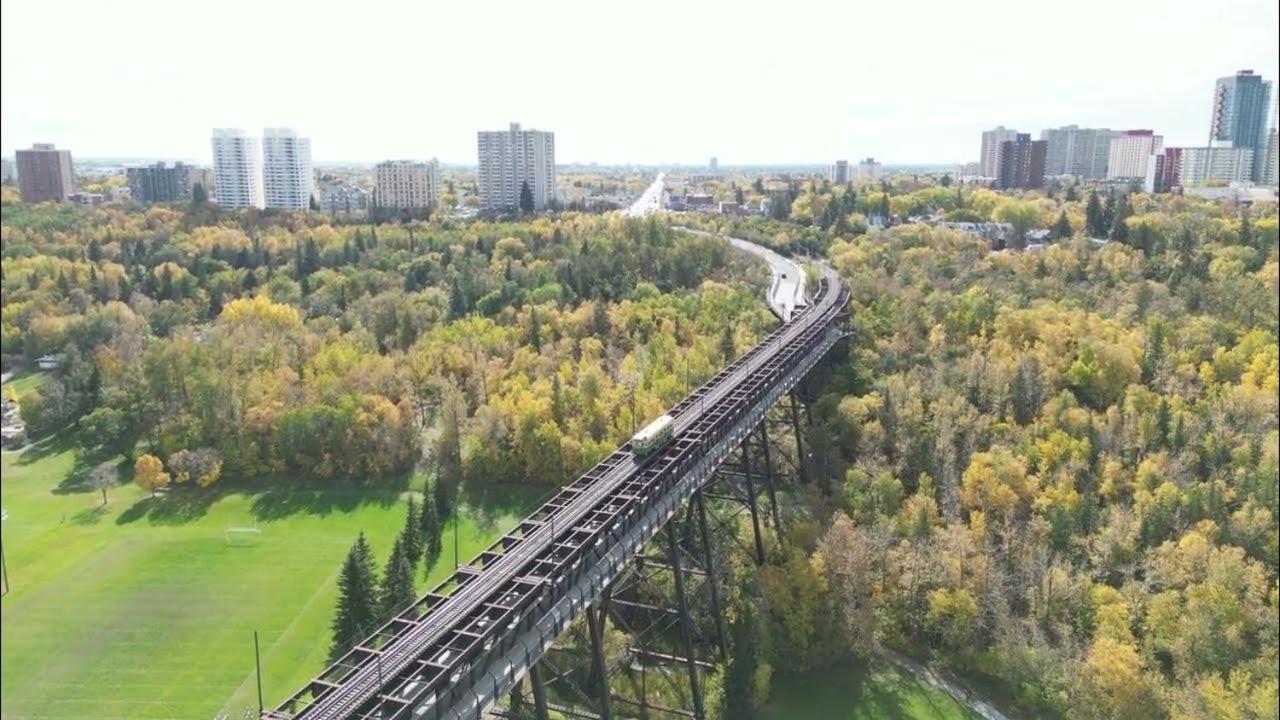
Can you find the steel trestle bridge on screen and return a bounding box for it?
[266,242,849,720]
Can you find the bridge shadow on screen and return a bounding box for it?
[460,480,556,534]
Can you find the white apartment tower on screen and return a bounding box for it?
[375,159,441,209]
[262,128,314,211]
[1178,147,1255,186]
[1107,130,1163,180]
[477,123,556,211]
[1040,125,1116,178]
[979,126,1020,178]
[211,129,264,209]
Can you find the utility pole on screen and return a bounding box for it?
[453,483,461,571]
[254,630,264,716]
[1,508,9,595]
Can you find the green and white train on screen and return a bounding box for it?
[631,414,675,458]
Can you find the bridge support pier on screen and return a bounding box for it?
[694,489,728,663]
[740,440,766,564]
[667,522,706,720]
[528,664,550,720]
[756,422,785,537]
[587,588,615,720]
[786,391,809,485]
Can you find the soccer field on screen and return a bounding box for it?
[0,439,535,719]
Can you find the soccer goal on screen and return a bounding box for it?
[225,524,262,546]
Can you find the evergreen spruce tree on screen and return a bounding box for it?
[400,496,424,567]
[1011,355,1045,426]
[379,537,416,620]
[1101,192,1117,229]
[330,533,378,660]
[519,180,535,214]
[720,323,736,362]
[1109,193,1132,242]
[1052,211,1072,240]
[1238,207,1253,247]
[191,182,208,204]
[449,276,468,318]
[1085,190,1106,237]
[420,491,444,574]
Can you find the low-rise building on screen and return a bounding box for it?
[126,162,210,203]
[937,221,1014,245]
[685,193,715,209]
[1178,146,1255,186]
[69,192,104,205]
[319,181,371,213]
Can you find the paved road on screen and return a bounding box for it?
[727,236,805,322]
[624,173,666,217]
[675,227,805,321]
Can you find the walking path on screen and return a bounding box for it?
[880,648,1014,720]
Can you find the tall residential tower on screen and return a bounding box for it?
[979,126,1020,178]
[1039,125,1115,179]
[477,123,556,211]
[15,143,74,203]
[211,129,263,209]
[1209,70,1273,182]
[262,128,314,211]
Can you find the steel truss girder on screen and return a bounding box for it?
[269,277,848,720]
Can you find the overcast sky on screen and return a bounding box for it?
[3,0,1277,166]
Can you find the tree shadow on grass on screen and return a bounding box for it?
[115,484,238,525]
[248,472,413,521]
[51,450,129,496]
[767,660,928,720]
[71,504,109,526]
[12,432,78,466]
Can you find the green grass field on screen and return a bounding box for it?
[1,368,47,402]
[0,435,540,719]
[762,659,986,720]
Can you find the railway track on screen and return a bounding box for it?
[267,252,847,720]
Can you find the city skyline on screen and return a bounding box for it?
[2,0,1276,165]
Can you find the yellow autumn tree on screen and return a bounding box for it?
[134,454,170,496]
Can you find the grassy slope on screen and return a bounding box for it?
[0,438,535,720]
[1,369,46,401]
[762,659,986,720]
